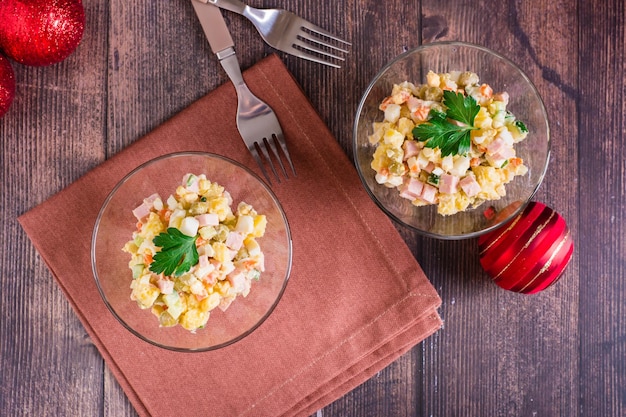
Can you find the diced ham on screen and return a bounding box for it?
[497,128,514,146]
[493,146,515,161]
[486,137,516,163]
[156,278,174,295]
[195,213,219,226]
[391,90,411,104]
[132,202,151,221]
[460,175,482,197]
[202,273,217,286]
[219,297,234,312]
[406,97,432,121]
[225,232,244,251]
[486,137,507,155]
[493,91,509,105]
[402,140,421,160]
[406,96,421,112]
[182,174,200,192]
[132,193,161,220]
[198,254,210,269]
[399,177,424,200]
[422,161,436,173]
[144,193,160,204]
[399,188,415,201]
[420,183,438,203]
[439,174,459,194]
[227,270,247,293]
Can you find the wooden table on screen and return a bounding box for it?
[1,0,624,416]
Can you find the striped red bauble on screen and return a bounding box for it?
[478,202,573,294]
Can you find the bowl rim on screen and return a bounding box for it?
[352,41,551,240]
[91,151,293,351]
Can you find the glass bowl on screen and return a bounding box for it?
[91,152,292,351]
[353,41,550,239]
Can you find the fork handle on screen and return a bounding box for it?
[217,47,247,90]
[206,0,246,15]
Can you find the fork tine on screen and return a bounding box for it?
[297,29,350,54]
[293,39,346,62]
[274,132,296,176]
[289,49,342,68]
[299,21,351,46]
[248,144,272,183]
[256,141,281,183]
[264,136,288,178]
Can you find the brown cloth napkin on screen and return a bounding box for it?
[18,54,442,417]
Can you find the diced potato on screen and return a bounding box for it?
[252,215,267,237]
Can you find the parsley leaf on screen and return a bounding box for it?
[412,90,479,157]
[150,228,199,276]
[443,90,480,125]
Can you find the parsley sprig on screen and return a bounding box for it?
[149,228,199,276]
[412,90,480,156]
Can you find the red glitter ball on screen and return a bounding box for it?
[478,202,574,294]
[0,0,85,66]
[0,53,15,117]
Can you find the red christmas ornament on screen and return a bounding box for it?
[0,0,85,66]
[0,53,16,117]
[478,202,574,294]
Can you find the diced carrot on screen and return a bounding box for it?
[159,209,172,221]
[483,206,496,220]
[241,259,257,270]
[479,84,493,98]
[412,106,430,121]
[379,96,393,110]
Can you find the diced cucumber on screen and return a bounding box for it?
[248,269,261,281]
[159,311,177,327]
[162,292,184,320]
[427,173,440,186]
[514,120,528,133]
[131,264,145,279]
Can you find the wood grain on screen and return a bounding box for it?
[578,1,626,416]
[1,0,624,416]
[1,1,109,416]
[411,0,582,416]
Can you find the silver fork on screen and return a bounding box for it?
[201,0,350,68]
[220,48,296,183]
[191,0,295,183]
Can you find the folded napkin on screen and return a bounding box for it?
[18,54,442,417]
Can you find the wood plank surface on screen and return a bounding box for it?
[412,1,581,416]
[0,0,624,416]
[578,1,626,416]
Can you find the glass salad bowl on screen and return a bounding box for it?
[91,152,292,351]
[353,41,550,239]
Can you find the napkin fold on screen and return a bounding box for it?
[19,54,442,417]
